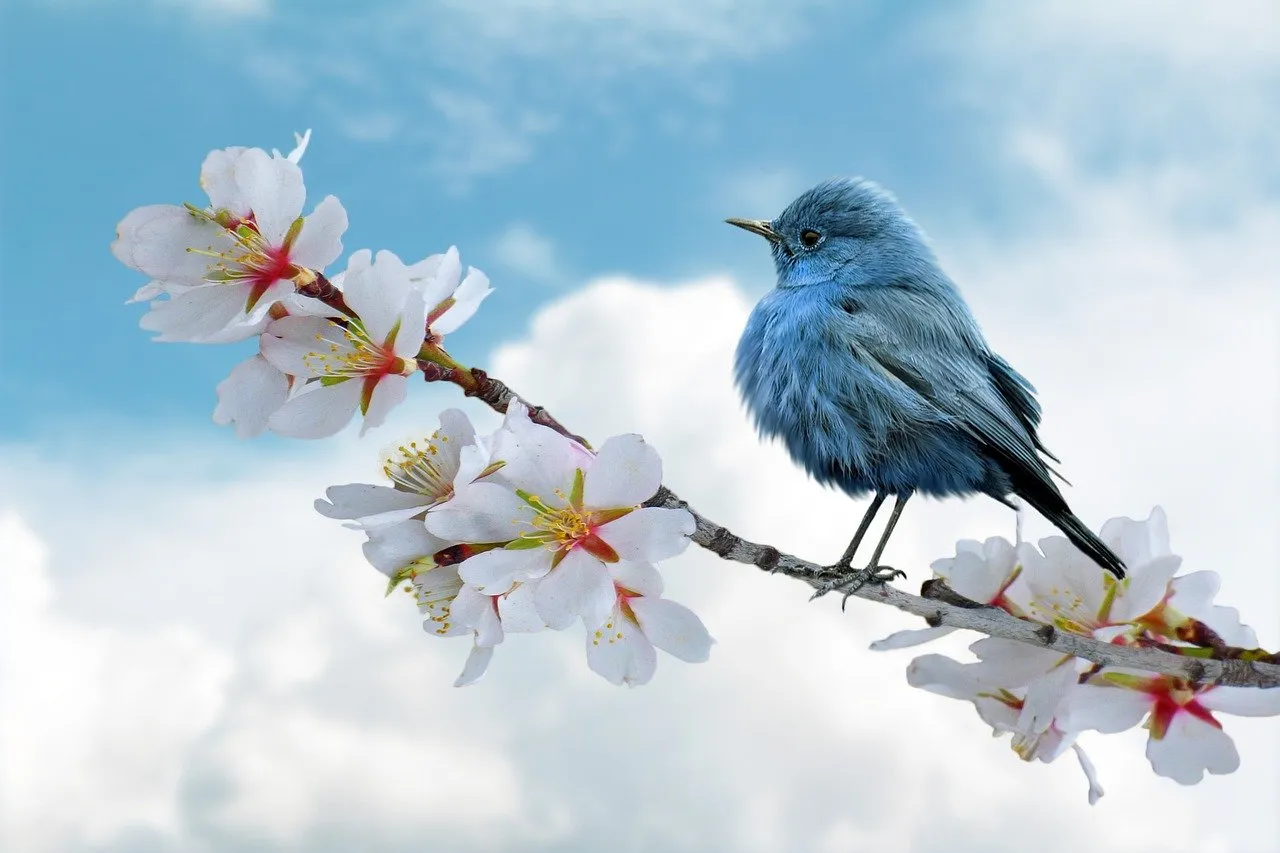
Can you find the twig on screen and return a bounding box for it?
[430,364,1280,689]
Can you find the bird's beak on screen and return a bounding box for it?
[725,217,781,244]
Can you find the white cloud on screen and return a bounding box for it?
[925,0,1280,192]
[492,222,565,286]
[2,161,1278,850]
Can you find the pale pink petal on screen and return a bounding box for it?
[213,354,288,438]
[606,561,664,598]
[268,381,361,438]
[586,609,657,687]
[415,565,468,638]
[140,284,255,342]
[1070,743,1105,805]
[432,268,492,334]
[344,250,413,344]
[1198,686,1280,717]
[261,316,345,376]
[498,582,545,633]
[534,548,614,630]
[1101,506,1172,566]
[1056,683,1151,733]
[1016,662,1079,735]
[417,246,461,308]
[360,374,408,435]
[284,128,311,163]
[598,507,695,563]
[334,248,373,287]
[361,520,445,576]
[868,626,956,651]
[113,204,228,282]
[1168,572,1259,648]
[433,409,477,483]
[200,146,250,212]
[1112,554,1182,622]
[457,546,551,595]
[454,643,494,687]
[629,596,712,663]
[1146,712,1240,784]
[128,280,167,303]
[233,148,304,244]
[290,195,347,270]
[491,412,580,501]
[391,289,428,360]
[314,484,427,524]
[906,654,986,700]
[970,638,1070,688]
[452,585,502,646]
[582,434,662,509]
[425,482,530,544]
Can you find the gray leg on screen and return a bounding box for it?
[834,491,888,569]
[811,490,912,607]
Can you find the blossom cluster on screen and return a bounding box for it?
[872,508,1278,801]
[317,403,712,686]
[111,132,491,439]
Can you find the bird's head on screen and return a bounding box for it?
[726,177,934,288]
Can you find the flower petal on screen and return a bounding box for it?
[268,381,361,438]
[452,584,502,645]
[534,548,615,630]
[361,520,446,577]
[233,148,305,244]
[432,267,492,335]
[113,204,230,282]
[1016,662,1079,735]
[315,484,427,525]
[425,482,530,544]
[598,507,694,563]
[629,596,713,663]
[586,608,657,687]
[417,246,461,309]
[457,546,551,595]
[1198,685,1280,717]
[606,560,664,598]
[140,284,258,343]
[1146,711,1240,784]
[200,147,250,212]
[391,288,428,360]
[213,354,289,438]
[1056,682,1151,733]
[583,434,663,508]
[1112,554,1181,622]
[290,195,347,271]
[498,582,545,633]
[1069,743,1105,805]
[490,408,581,500]
[261,316,344,377]
[361,374,408,435]
[454,643,494,688]
[868,626,957,651]
[344,250,412,344]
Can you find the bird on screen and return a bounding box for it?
[727,177,1125,601]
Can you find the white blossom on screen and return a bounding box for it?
[263,250,425,438]
[114,142,347,343]
[426,402,695,630]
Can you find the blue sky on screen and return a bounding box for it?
[2,0,1080,438]
[2,3,1278,853]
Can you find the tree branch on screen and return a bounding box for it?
[425,360,1280,690]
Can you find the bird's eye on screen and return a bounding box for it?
[800,229,822,248]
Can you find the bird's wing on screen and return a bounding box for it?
[984,351,1061,464]
[842,295,1065,503]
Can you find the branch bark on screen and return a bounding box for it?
[426,364,1280,690]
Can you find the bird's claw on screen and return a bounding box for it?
[809,564,906,610]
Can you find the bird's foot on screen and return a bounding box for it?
[810,564,907,610]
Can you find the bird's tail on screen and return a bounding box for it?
[1024,495,1126,579]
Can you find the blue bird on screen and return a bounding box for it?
[728,178,1125,599]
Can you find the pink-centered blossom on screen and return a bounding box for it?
[262,250,426,438]
[427,402,696,630]
[114,142,347,343]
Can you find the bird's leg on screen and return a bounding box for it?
[811,490,912,608]
[832,491,887,570]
